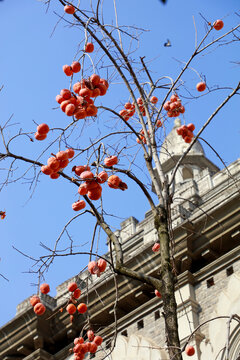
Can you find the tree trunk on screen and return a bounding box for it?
[155,207,182,360]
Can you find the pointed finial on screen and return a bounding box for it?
[174,118,181,128]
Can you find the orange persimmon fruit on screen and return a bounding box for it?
[196,82,206,92]
[152,243,160,252]
[94,335,103,346]
[66,148,75,159]
[66,304,76,315]
[150,96,158,104]
[185,345,195,356]
[85,42,94,53]
[56,151,69,161]
[72,200,86,211]
[71,61,81,73]
[104,156,118,167]
[63,65,73,76]
[41,165,53,175]
[80,170,94,181]
[34,303,46,315]
[30,296,41,307]
[155,289,162,298]
[50,173,60,179]
[68,282,78,292]
[97,258,107,272]
[87,330,95,341]
[73,288,81,299]
[77,303,88,314]
[40,283,50,294]
[96,83,107,96]
[37,123,49,135]
[35,132,47,141]
[213,19,224,31]
[107,175,121,189]
[87,187,102,200]
[86,105,98,116]
[96,171,108,184]
[89,342,98,353]
[65,104,76,116]
[60,88,72,100]
[64,5,75,14]
[90,74,100,86]
[88,261,98,274]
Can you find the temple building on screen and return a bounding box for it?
[1,120,240,360]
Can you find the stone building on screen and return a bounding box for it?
[1,120,240,360]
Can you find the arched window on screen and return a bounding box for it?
[220,326,240,360]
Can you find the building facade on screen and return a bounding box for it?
[1,120,240,360]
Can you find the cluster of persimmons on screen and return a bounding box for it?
[119,96,161,144]
[41,148,75,179]
[56,72,109,120]
[176,123,196,143]
[72,155,127,208]
[30,278,104,359]
[163,93,185,118]
[70,330,103,359]
[30,259,108,317]
[39,148,126,209]
[31,7,225,357]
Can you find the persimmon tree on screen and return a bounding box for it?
[0,1,240,359]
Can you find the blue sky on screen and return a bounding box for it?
[0,0,239,327]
